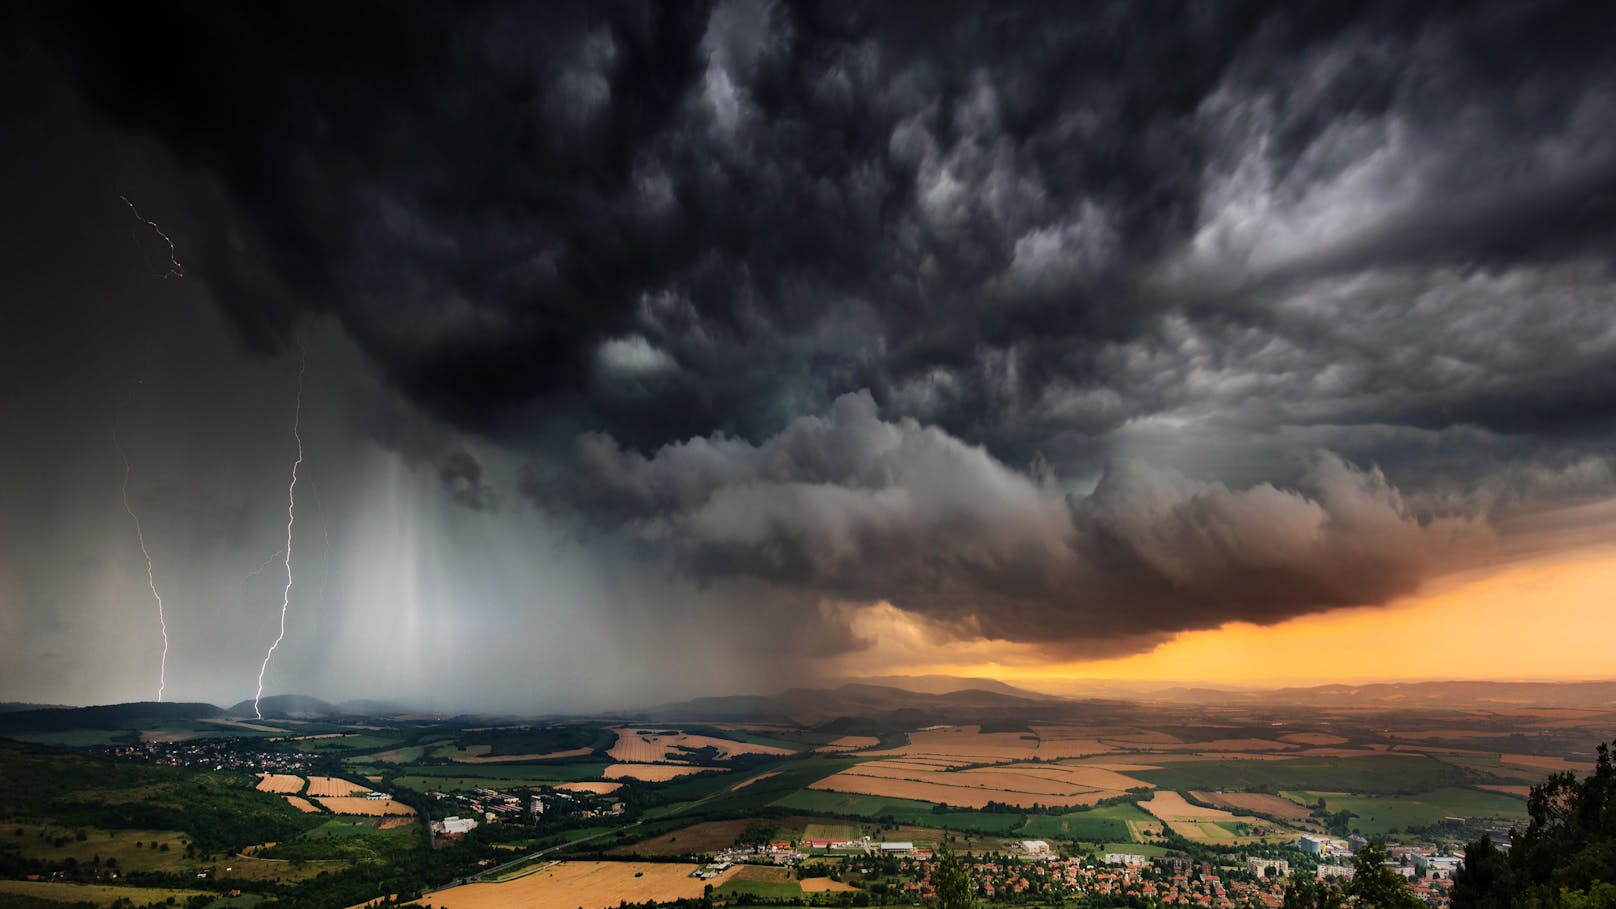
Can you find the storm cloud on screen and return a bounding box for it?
[3,0,1616,703]
[524,390,1483,655]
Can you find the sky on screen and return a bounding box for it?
[1,1,1614,712]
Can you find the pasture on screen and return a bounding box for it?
[1293,787,1527,835]
[0,879,217,907]
[1015,802,1160,842]
[1131,753,1469,794]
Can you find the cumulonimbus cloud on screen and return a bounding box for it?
[522,391,1487,656]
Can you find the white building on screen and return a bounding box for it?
[1316,864,1354,879]
[435,816,478,836]
[1105,853,1149,867]
[1020,840,1052,857]
[1417,855,1464,879]
[879,842,915,854]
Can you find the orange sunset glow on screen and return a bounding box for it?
[839,536,1616,688]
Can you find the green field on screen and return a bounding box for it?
[717,878,805,899]
[3,823,192,873]
[436,725,615,759]
[1093,841,1179,859]
[362,744,426,764]
[2,730,132,747]
[288,732,402,753]
[770,790,1024,833]
[1015,802,1156,842]
[1430,752,1544,784]
[1297,787,1527,836]
[0,878,222,907]
[0,745,322,855]
[393,761,609,791]
[301,816,417,842]
[803,822,862,841]
[1133,754,1469,795]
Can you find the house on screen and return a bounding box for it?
[880,841,915,854]
[1020,840,1052,857]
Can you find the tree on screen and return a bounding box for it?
[1454,740,1616,908]
[1449,834,1511,909]
[934,843,976,909]
[1346,841,1423,909]
[1282,877,1344,909]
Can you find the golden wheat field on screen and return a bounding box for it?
[603,763,724,781]
[284,795,320,813]
[256,773,304,793]
[808,771,1110,809]
[815,735,881,752]
[607,728,793,763]
[315,797,415,816]
[306,776,369,797]
[801,877,859,892]
[1190,790,1316,822]
[413,861,739,909]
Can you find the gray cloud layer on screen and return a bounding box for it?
[525,391,1485,655]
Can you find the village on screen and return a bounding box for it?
[680,833,1471,907]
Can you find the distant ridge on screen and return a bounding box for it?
[1130,679,1616,709]
[0,701,222,733]
[849,674,1060,700]
[637,681,1126,727]
[224,694,336,718]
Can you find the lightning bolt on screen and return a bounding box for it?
[119,196,185,279]
[244,548,286,582]
[114,409,170,702]
[254,347,306,719]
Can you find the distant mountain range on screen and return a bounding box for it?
[638,681,1128,728]
[0,695,409,735]
[1141,679,1616,709]
[847,674,1059,699]
[2,678,1612,739]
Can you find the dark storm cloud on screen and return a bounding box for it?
[30,0,1610,448]
[11,0,1616,661]
[436,451,498,512]
[522,391,1483,655]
